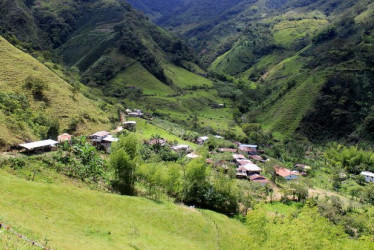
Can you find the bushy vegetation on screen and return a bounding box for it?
[246,202,374,248]
[0,91,59,142]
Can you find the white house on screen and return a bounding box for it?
[19,139,59,152]
[242,163,262,175]
[197,136,209,145]
[172,144,191,152]
[101,135,119,153]
[123,121,137,130]
[128,109,143,118]
[360,171,374,183]
[89,131,110,144]
[186,152,200,159]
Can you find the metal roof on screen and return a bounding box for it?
[239,144,258,148]
[19,139,59,150]
[102,136,119,142]
[186,153,200,159]
[172,145,190,150]
[361,171,374,178]
[242,163,262,172]
[198,136,209,141]
[92,131,109,137]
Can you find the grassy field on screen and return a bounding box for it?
[164,64,213,89]
[0,170,249,249]
[110,63,176,96]
[0,36,111,145]
[272,18,328,49]
[130,118,197,148]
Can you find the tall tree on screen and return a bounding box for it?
[110,134,140,195]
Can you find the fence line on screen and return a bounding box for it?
[0,222,49,249]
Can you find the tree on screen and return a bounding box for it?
[362,183,374,205]
[290,183,308,202]
[110,148,135,195]
[151,133,162,152]
[23,76,50,100]
[166,164,181,196]
[112,134,139,161]
[182,159,210,206]
[110,134,140,195]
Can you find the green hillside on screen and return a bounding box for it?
[0,36,111,148]
[0,0,244,138]
[128,0,374,141]
[0,170,249,249]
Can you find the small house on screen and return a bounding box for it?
[19,139,59,153]
[123,121,137,131]
[242,163,262,175]
[249,155,265,162]
[57,133,72,143]
[101,135,119,153]
[236,167,248,179]
[249,175,269,185]
[218,148,237,153]
[214,135,224,139]
[89,131,110,145]
[128,109,143,118]
[186,152,200,159]
[360,171,374,183]
[239,144,258,150]
[239,144,259,155]
[197,136,209,145]
[235,159,253,167]
[233,154,246,160]
[172,144,191,152]
[275,167,300,181]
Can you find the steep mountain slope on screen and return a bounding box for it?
[0,36,110,148]
[129,0,374,142]
[0,0,242,135]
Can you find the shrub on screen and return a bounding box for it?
[23,76,50,100]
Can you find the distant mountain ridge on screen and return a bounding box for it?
[129,0,374,142]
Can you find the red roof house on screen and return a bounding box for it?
[249,174,269,185]
[275,167,300,181]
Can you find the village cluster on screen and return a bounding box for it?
[14,109,374,185]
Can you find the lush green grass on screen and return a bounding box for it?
[240,51,290,80]
[259,70,327,137]
[0,170,249,249]
[0,227,33,249]
[272,18,328,49]
[130,118,197,147]
[0,36,111,146]
[164,64,213,88]
[110,63,175,96]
